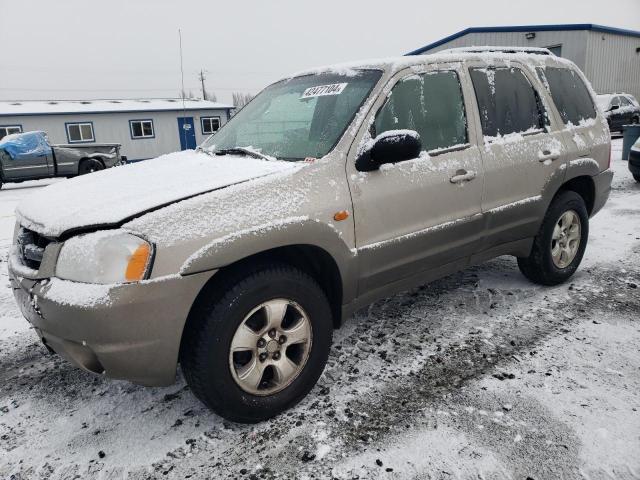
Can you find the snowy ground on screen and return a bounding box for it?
[1,140,639,479]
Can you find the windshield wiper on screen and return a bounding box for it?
[215,147,273,161]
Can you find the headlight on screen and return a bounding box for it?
[56,230,153,284]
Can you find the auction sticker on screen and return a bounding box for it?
[300,83,348,99]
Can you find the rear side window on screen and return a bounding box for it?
[373,70,468,152]
[470,67,545,138]
[536,67,596,125]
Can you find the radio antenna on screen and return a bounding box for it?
[178,28,187,146]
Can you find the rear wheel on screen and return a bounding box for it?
[181,264,332,423]
[78,158,104,175]
[517,191,588,286]
[633,174,640,183]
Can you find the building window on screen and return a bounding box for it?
[201,116,220,135]
[0,125,22,140]
[546,45,562,57]
[129,119,155,139]
[66,122,95,143]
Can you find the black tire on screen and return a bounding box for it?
[78,158,104,175]
[517,190,589,286]
[181,263,333,423]
[633,173,640,183]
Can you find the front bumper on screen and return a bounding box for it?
[629,149,640,176]
[591,168,614,217]
[8,267,213,386]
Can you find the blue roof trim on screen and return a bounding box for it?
[0,107,232,118]
[407,24,640,55]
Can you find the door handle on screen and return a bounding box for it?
[450,169,476,184]
[538,150,560,162]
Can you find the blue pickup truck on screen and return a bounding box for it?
[0,131,121,189]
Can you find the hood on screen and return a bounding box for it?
[16,150,299,238]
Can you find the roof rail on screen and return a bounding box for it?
[439,46,553,55]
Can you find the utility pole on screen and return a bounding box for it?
[198,69,208,100]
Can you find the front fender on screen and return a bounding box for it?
[180,217,358,304]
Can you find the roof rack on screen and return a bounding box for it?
[440,46,553,55]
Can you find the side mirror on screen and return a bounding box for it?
[610,104,619,111]
[355,130,422,172]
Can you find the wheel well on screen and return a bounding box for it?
[79,157,105,168]
[188,245,344,330]
[559,176,595,215]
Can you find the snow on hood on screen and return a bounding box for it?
[16,150,299,237]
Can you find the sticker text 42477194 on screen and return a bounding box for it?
[300,83,348,99]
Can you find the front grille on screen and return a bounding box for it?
[16,227,51,270]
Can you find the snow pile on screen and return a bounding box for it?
[16,150,299,237]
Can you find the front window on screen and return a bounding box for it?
[201,70,382,160]
[373,70,468,152]
[66,122,94,143]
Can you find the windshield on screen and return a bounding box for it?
[201,70,382,160]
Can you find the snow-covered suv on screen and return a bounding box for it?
[8,47,612,422]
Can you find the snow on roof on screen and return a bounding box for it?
[291,48,573,78]
[0,98,234,117]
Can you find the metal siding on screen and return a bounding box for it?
[585,31,640,100]
[0,109,229,161]
[426,30,589,68]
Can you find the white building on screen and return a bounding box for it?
[0,99,234,162]
[407,24,640,101]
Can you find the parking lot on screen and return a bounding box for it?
[1,138,639,479]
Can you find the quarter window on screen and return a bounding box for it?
[66,122,94,143]
[201,117,220,135]
[130,120,154,139]
[536,67,596,125]
[470,67,546,138]
[0,125,22,140]
[373,70,468,152]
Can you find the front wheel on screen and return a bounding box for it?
[633,173,640,183]
[181,264,333,423]
[517,191,589,286]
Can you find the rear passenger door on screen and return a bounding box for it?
[468,62,569,250]
[348,65,484,294]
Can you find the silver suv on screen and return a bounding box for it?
[8,48,612,422]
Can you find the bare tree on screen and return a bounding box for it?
[180,89,196,100]
[204,90,217,102]
[232,92,253,107]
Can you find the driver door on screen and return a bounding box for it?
[347,65,484,295]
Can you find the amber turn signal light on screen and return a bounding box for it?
[333,210,349,221]
[125,243,152,281]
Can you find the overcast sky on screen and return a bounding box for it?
[2,0,639,104]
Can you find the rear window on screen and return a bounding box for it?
[536,67,596,125]
[470,67,546,138]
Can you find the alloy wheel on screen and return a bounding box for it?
[229,299,312,396]
[551,210,581,269]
